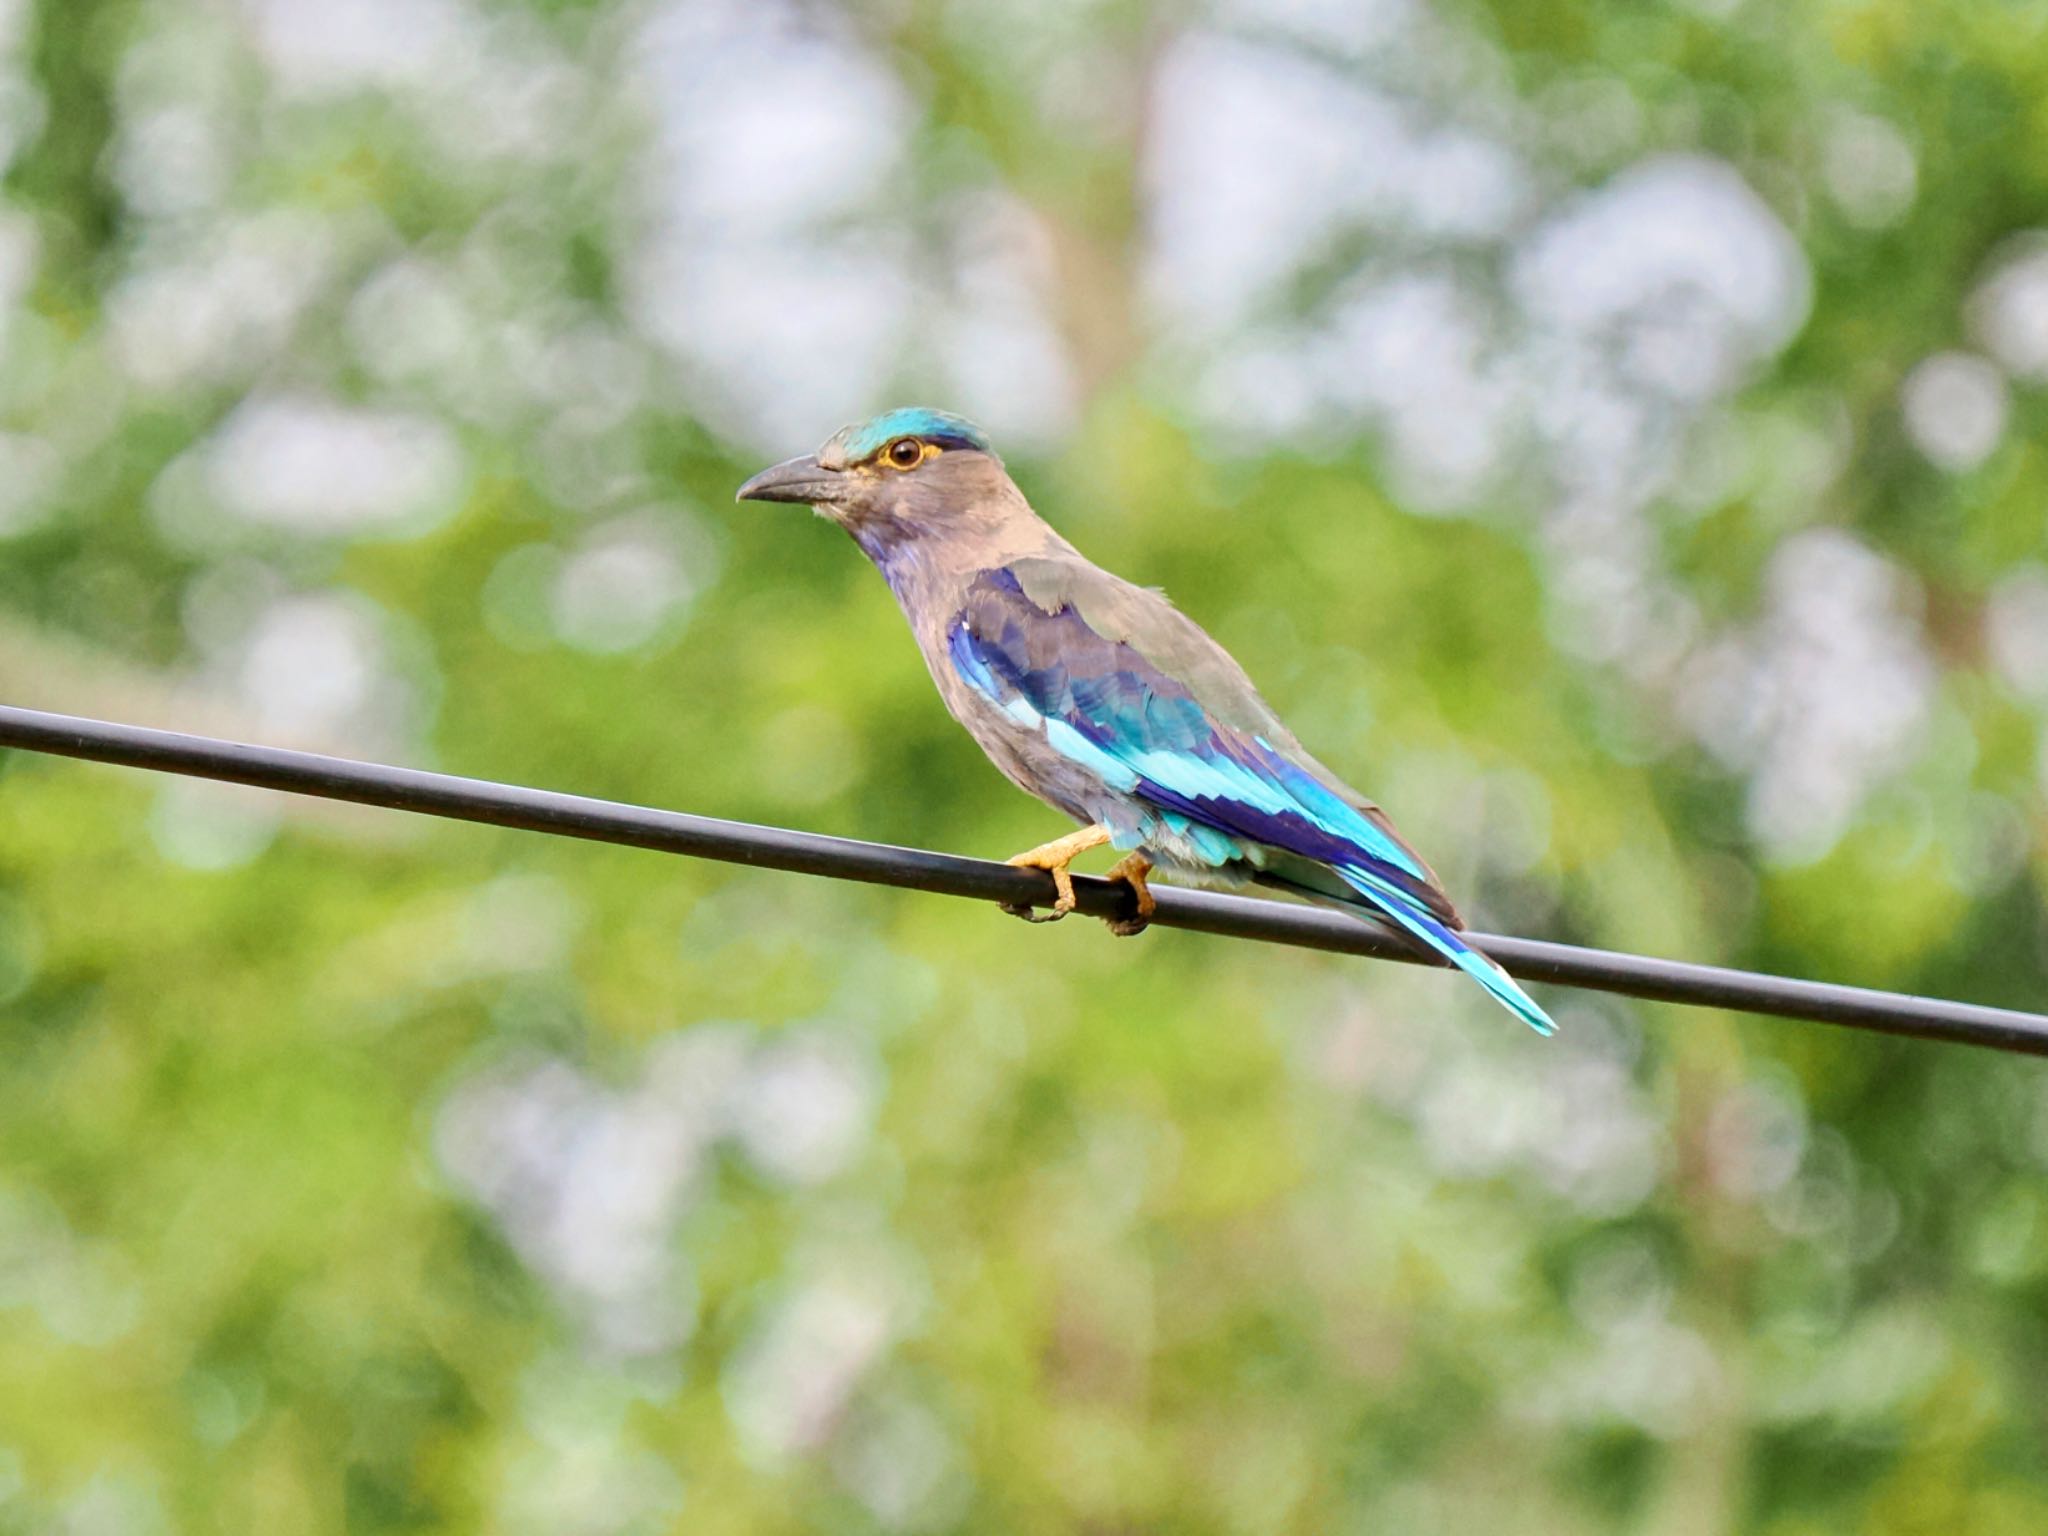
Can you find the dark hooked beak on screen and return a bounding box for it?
[735,453,849,506]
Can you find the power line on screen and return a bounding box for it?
[0,702,2043,1056]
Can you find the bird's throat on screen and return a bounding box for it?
[848,519,930,604]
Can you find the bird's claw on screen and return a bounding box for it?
[1000,826,1105,926]
[999,900,1066,924]
[1001,861,1078,922]
[1103,852,1155,937]
[998,827,1154,935]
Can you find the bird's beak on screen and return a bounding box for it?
[735,453,850,506]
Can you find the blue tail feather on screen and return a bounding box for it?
[1331,866,1556,1036]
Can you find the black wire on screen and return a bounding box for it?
[1,702,2043,1056]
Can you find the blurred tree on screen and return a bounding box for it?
[0,1,2042,1533]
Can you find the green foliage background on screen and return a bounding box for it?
[0,0,2045,1532]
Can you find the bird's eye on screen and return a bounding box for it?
[886,437,925,469]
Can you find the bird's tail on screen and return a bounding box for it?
[1320,864,1557,1036]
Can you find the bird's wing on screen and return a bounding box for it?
[946,559,1557,1036]
[945,560,1459,927]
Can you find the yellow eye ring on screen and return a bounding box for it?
[885,437,928,469]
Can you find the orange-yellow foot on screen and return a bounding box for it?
[998,824,1111,924]
[1102,852,1156,937]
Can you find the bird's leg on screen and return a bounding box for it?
[1101,852,1155,938]
[999,824,1111,923]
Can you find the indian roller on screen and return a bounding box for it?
[737,408,1555,1034]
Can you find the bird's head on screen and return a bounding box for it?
[735,407,1011,548]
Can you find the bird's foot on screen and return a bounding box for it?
[998,824,1111,924]
[1102,852,1156,937]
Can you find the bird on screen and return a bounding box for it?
[736,407,1555,1035]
